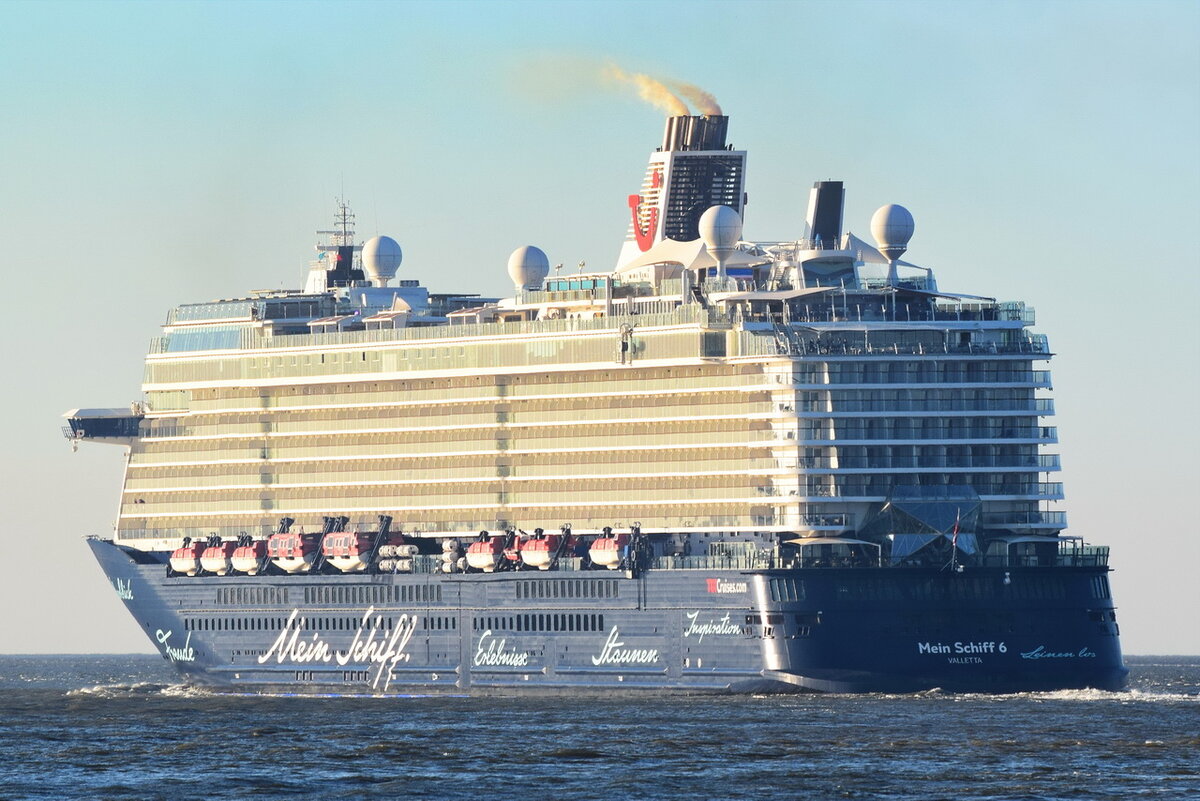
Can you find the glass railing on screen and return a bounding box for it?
[798,399,1050,414]
[147,305,736,357]
[788,370,1052,387]
[799,426,1058,443]
[798,481,1064,499]
[775,335,1050,357]
[516,287,612,304]
[649,553,773,571]
[798,513,852,528]
[795,454,1060,470]
[981,511,1068,528]
[975,546,1107,568]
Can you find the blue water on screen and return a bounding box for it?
[0,655,1196,800]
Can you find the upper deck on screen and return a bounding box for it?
[66,113,1076,569]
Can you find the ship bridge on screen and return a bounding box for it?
[62,406,144,447]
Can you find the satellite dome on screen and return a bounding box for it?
[362,235,403,287]
[870,204,915,262]
[507,245,550,290]
[698,205,743,257]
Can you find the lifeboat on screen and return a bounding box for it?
[169,537,205,576]
[521,529,570,570]
[322,531,375,573]
[231,538,268,575]
[268,531,320,574]
[200,539,237,575]
[589,529,631,570]
[465,533,505,572]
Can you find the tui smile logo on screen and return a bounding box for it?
[627,168,663,252]
[627,195,658,252]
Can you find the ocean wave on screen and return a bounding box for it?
[1026,687,1199,703]
[65,681,208,699]
[939,687,1200,704]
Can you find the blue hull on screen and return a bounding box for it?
[91,539,1127,694]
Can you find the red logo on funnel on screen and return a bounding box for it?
[628,194,658,252]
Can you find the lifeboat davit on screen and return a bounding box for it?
[589,529,631,570]
[200,539,237,575]
[231,539,268,575]
[465,534,505,572]
[521,529,570,570]
[169,538,205,576]
[268,531,320,574]
[322,531,375,573]
[504,535,524,565]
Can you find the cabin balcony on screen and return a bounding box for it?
[795,513,855,532]
[981,510,1068,531]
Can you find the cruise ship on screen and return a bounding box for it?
[65,110,1127,694]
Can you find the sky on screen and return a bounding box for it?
[0,0,1196,656]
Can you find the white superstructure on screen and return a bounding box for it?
[66,115,1064,572]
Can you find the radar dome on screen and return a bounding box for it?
[698,205,743,279]
[507,245,550,290]
[362,235,403,287]
[698,205,743,255]
[870,204,915,262]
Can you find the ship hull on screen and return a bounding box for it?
[91,538,1127,695]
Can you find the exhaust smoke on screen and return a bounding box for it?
[603,64,690,117]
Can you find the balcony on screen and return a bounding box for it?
[796,398,1054,415]
[797,513,854,530]
[798,426,1058,445]
[981,511,1068,530]
[795,454,1061,471]
[977,545,1108,568]
[799,482,1064,500]
[789,370,1053,388]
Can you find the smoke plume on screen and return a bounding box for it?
[509,56,722,118]
[603,64,690,117]
[666,80,722,116]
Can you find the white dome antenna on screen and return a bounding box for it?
[698,205,742,282]
[507,246,550,291]
[870,204,914,287]
[362,235,403,287]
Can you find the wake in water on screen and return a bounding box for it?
[933,687,1200,705]
[66,681,211,699]
[1025,687,1200,703]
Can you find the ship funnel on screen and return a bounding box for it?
[804,181,845,248]
[661,115,729,152]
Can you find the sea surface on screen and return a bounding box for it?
[0,655,1195,801]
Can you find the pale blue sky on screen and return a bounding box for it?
[1,0,1196,654]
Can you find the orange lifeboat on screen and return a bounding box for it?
[231,537,268,575]
[465,533,505,572]
[200,537,237,575]
[268,531,320,574]
[589,527,631,570]
[322,531,375,573]
[169,537,205,576]
[520,528,571,571]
